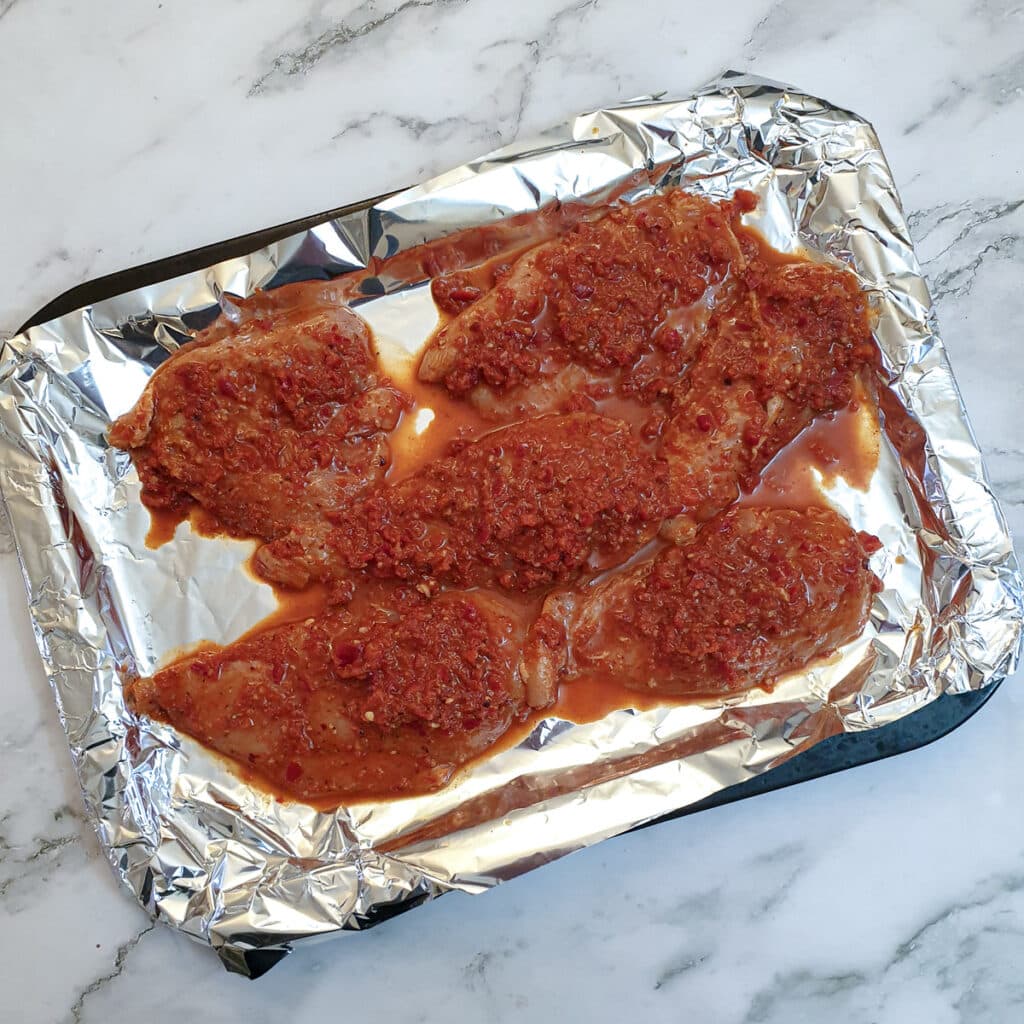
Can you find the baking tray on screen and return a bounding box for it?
[18,196,1003,848]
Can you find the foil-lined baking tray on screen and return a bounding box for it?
[1,72,1020,977]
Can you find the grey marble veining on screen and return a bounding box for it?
[1,0,1023,1020]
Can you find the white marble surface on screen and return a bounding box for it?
[1,0,1023,1020]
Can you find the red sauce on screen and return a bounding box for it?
[738,378,880,510]
[118,188,888,807]
[217,365,880,808]
[145,506,181,547]
[125,299,401,549]
[146,503,245,548]
[418,190,757,417]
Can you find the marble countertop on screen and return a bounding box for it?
[2,1,1023,1020]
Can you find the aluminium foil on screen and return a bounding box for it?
[0,72,1020,977]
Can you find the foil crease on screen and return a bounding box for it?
[0,72,1020,977]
